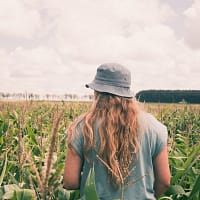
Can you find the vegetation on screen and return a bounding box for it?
[0,101,199,200]
[136,90,200,104]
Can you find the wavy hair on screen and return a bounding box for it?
[67,91,139,187]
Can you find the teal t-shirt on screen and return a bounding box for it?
[70,111,168,200]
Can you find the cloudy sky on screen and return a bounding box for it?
[0,0,200,96]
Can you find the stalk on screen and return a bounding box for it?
[43,110,63,199]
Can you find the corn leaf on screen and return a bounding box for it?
[2,184,20,199]
[12,189,34,200]
[171,143,200,185]
[165,185,185,196]
[58,188,80,200]
[84,164,98,200]
[0,152,8,186]
[188,174,200,199]
[26,125,37,145]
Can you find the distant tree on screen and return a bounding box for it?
[46,94,50,100]
[28,93,34,100]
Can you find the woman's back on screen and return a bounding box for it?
[70,111,168,200]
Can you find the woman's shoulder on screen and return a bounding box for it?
[66,113,86,139]
[138,111,167,135]
[71,113,86,129]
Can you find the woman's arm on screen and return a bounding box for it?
[153,145,171,198]
[63,147,82,190]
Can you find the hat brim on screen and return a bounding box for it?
[85,82,133,98]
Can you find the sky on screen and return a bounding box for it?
[0,0,200,96]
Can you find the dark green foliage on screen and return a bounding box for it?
[136,90,200,103]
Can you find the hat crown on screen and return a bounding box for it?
[95,63,131,88]
[86,63,133,97]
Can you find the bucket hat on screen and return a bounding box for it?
[86,63,133,98]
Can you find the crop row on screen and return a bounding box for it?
[0,101,199,199]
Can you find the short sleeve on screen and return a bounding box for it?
[145,113,168,160]
[153,123,168,159]
[69,122,84,161]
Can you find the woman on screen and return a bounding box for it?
[63,63,170,199]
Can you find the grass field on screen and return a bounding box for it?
[0,101,199,200]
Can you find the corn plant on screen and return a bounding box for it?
[0,101,199,200]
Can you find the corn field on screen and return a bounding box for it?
[0,101,199,200]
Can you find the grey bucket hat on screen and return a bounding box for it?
[86,63,133,98]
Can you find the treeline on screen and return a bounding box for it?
[0,92,93,101]
[135,90,200,104]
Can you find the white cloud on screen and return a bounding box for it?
[0,0,199,95]
[0,46,71,94]
[0,0,41,39]
[53,0,172,53]
[183,0,200,49]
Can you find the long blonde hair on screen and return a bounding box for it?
[68,91,139,187]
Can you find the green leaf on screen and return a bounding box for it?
[26,125,37,145]
[2,184,20,199]
[12,189,34,200]
[158,197,173,200]
[68,190,80,200]
[165,185,185,196]
[0,184,34,200]
[84,164,98,200]
[0,120,8,136]
[58,188,80,200]
[0,151,8,186]
[171,143,200,185]
[48,163,64,185]
[188,174,200,199]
